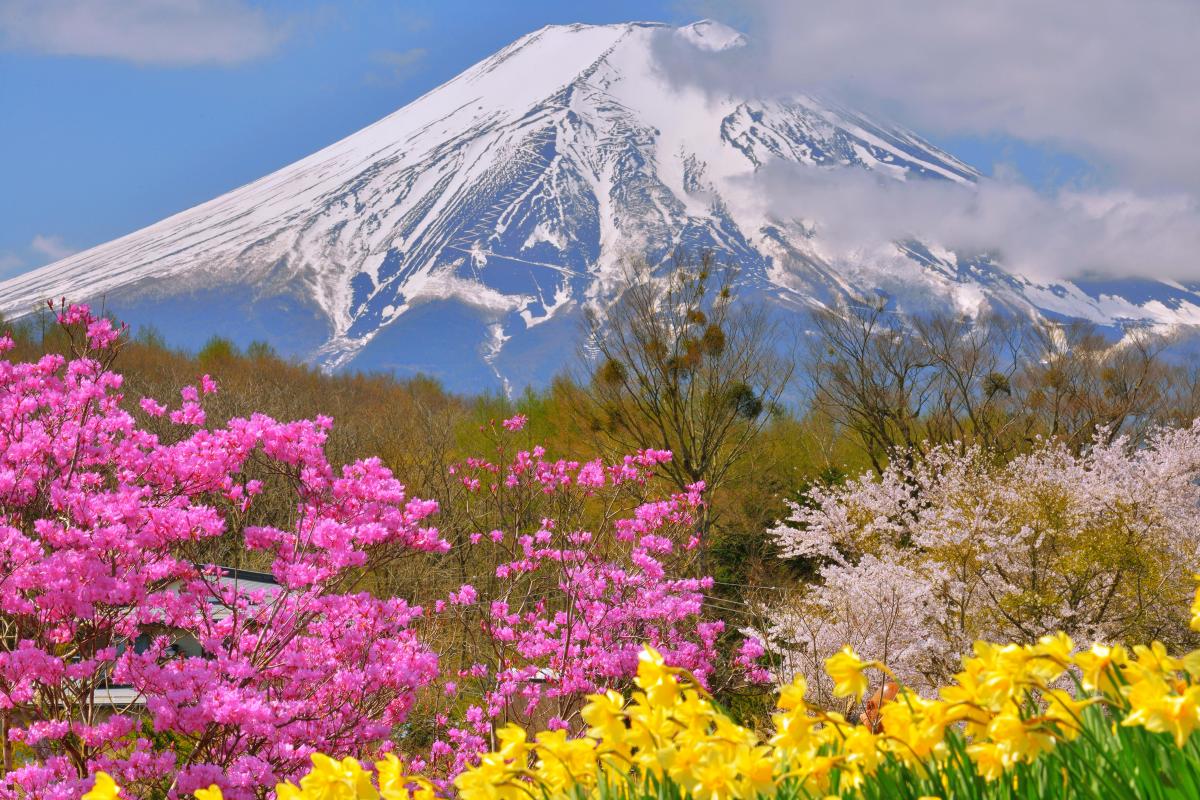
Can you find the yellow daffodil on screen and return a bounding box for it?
[778,673,808,711]
[533,728,599,792]
[966,741,1007,782]
[454,752,526,800]
[1028,632,1073,682]
[375,754,435,800]
[987,710,1055,765]
[194,787,224,800]
[825,646,871,702]
[1073,643,1129,697]
[1043,689,1095,740]
[735,745,777,797]
[770,707,818,754]
[292,754,378,800]
[581,689,627,742]
[1129,641,1182,681]
[82,773,120,800]
[940,668,999,738]
[841,724,882,774]
[1190,575,1200,632]
[1182,648,1200,680]
[494,724,531,763]
[1123,677,1200,747]
[879,691,949,763]
[969,642,1031,706]
[274,783,303,800]
[636,646,682,707]
[798,753,840,786]
[688,752,740,800]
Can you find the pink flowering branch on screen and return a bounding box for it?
[412,416,731,783]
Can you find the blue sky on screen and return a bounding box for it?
[2,0,1194,282]
[0,0,690,277]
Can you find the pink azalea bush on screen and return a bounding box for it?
[0,306,446,799]
[412,415,736,782]
[0,305,751,797]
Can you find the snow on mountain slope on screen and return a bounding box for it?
[3,20,1198,391]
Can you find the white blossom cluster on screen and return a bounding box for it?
[764,421,1200,702]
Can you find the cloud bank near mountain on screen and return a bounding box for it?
[744,166,1200,283]
[660,0,1200,281]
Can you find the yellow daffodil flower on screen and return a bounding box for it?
[375,754,435,800]
[1043,689,1095,740]
[1129,641,1182,681]
[290,754,378,800]
[1123,677,1200,747]
[581,689,627,742]
[966,741,1007,782]
[636,646,682,707]
[1073,643,1129,697]
[1190,575,1200,632]
[1028,632,1073,682]
[778,673,808,711]
[735,745,777,797]
[825,646,871,702]
[82,773,120,800]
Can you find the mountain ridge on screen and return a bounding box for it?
[4,20,1199,392]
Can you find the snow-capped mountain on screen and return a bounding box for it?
[4,20,1200,391]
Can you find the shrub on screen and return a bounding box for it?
[409,415,751,783]
[0,306,446,798]
[1,306,748,798]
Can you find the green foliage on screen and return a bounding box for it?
[554,704,1200,800]
[197,335,239,366]
[246,340,278,360]
[727,382,764,419]
[794,712,1200,800]
[133,324,168,350]
[598,358,627,387]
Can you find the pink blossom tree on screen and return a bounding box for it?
[763,428,1200,702]
[0,305,447,799]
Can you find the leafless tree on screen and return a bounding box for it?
[1015,320,1175,449]
[582,252,795,546]
[808,295,1184,471]
[807,297,938,473]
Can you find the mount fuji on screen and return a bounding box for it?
[4,20,1200,392]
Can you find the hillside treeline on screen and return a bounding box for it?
[5,255,1200,687]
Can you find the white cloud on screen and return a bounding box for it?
[0,0,289,66]
[367,47,429,84]
[747,165,1200,282]
[664,0,1200,193]
[655,1,1200,281]
[30,234,77,262]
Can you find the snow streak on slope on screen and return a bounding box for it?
[3,20,1199,390]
